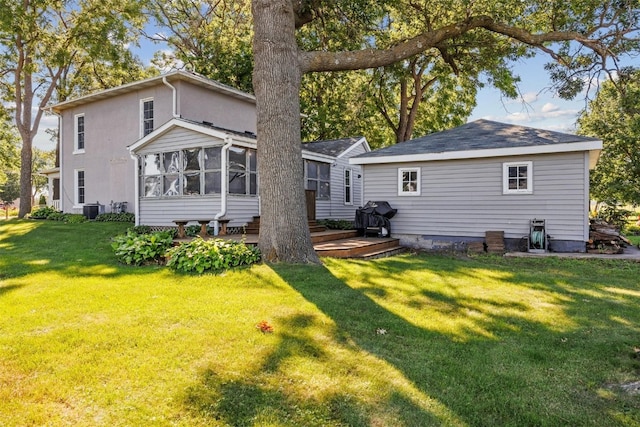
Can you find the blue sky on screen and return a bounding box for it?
[469,54,603,133]
[33,41,638,151]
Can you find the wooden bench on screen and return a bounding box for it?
[172,219,230,238]
[173,219,214,239]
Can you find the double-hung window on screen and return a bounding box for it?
[305,160,330,199]
[398,167,420,196]
[141,98,154,137]
[74,114,85,153]
[75,169,85,205]
[503,161,533,194]
[344,168,353,205]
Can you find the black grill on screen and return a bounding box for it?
[355,201,397,237]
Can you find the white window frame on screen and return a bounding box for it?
[398,167,421,196]
[73,113,85,154]
[74,169,85,207]
[503,161,533,194]
[344,168,353,205]
[140,98,154,138]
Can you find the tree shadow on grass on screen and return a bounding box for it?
[0,220,163,282]
[268,258,640,426]
[183,311,446,426]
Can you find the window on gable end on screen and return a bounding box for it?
[503,161,533,194]
[141,98,154,137]
[398,167,420,196]
[74,114,85,152]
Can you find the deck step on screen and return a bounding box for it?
[311,230,358,243]
[314,237,401,258]
[244,217,327,234]
[184,229,405,259]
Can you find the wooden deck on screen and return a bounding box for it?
[176,229,404,259]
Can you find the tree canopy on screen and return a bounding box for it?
[578,68,640,206]
[0,105,20,187]
[252,0,639,263]
[0,0,151,217]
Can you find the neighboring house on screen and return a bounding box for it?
[350,119,603,252]
[46,70,257,215]
[128,117,369,228]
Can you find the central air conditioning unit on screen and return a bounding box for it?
[528,219,548,253]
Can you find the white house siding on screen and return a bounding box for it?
[177,82,257,134]
[315,143,366,221]
[57,75,257,216]
[139,195,259,227]
[135,128,225,155]
[136,127,260,226]
[139,197,220,226]
[362,152,589,252]
[60,86,175,214]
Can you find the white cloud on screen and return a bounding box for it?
[541,102,559,113]
[521,92,538,104]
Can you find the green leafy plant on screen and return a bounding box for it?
[127,225,153,235]
[111,230,174,265]
[317,219,355,230]
[184,224,203,237]
[29,206,59,219]
[596,204,633,230]
[95,212,135,222]
[64,214,88,224]
[166,237,261,274]
[625,224,640,236]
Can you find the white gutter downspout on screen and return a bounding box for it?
[129,151,141,226]
[45,107,63,211]
[162,76,179,118]
[214,137,234,235]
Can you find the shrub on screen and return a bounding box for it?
[595,205,633,230]
[111,231,174,265]
[166,237,261,274]
[625,225,640,236]
[128,225,153,235]
[95,212,135,222]
[65,214,88,224]
[47,212,69,221]
[30,206,59,219]
[185,224,203,237]
[318,219,355,230]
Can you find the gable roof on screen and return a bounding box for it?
[302,136,369,158]
[48,70,255,113]
[129,118,257,153]
[129,119,368,163]
[350,119,602,168]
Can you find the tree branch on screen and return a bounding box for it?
[299,15,613,73]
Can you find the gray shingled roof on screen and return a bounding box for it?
[354,119,600,159]
[302,136,364,157]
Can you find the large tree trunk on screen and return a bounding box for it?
[252,0,320,263]
[18,139,33,218]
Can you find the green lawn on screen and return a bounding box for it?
[1,220,640,426]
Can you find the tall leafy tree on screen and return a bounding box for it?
[252,0,639,263]
[148,1,498,147]
[578,68,640,206]
[0,171,20,218]
[0,105,20,186]
[0,0,149,218]
[147,0,254,93]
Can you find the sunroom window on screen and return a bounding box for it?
[140,145,256,198]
